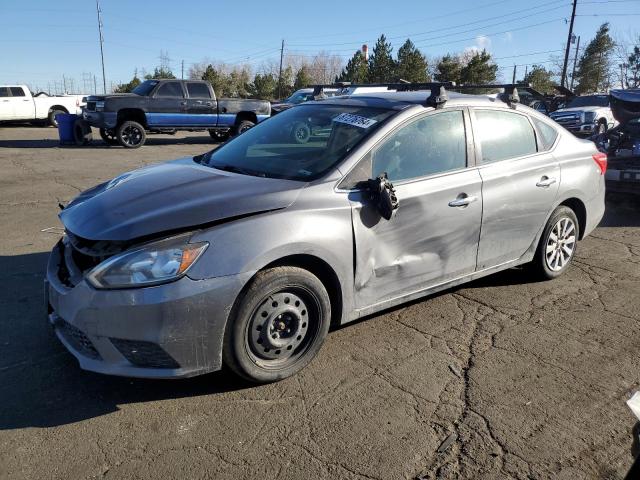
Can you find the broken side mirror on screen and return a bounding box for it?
[366,172,399,220]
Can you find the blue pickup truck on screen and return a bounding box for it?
[83,79,271,148]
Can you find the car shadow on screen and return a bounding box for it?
[602,194,640,227]
[0,251,251,431]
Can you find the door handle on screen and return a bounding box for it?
[536,176,557,188]
[23,99,30,102]
[448,194,478,208]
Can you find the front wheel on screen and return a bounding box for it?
[48,109,65,127]
[596,121,607,135]
[234,119,255,136]
[531,206,579,280]
[116,120,146,148]
[99,128,119,146]
[223,266,331,383]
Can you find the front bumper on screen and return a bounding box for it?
[82,111,117,129]
[46,240,252,378]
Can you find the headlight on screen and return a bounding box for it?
[87,235,208,289]
[584,112,597,123]
[95,101,105,111]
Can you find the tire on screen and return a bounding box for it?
[48,109,65,127]
[291,122,311,144]
[99,128,119,146]
[209,129,230,142]
[234,119,255,136]
[73,119,92,146]
[116,120,146,148]
[531,206,580,280]
[597,121,607,135]
[223,266,331,383]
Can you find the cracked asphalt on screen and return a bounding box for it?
[1,126,640,480]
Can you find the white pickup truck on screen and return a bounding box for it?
[0,85,86,127]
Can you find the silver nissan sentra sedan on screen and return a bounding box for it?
[45,86,606,383]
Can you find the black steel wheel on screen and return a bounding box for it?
[209,129,230,142]
[223,266,331,383]
[234,119,255,136]
[117,120,146,148]
[291,121,311,144]
[99,128,119,146]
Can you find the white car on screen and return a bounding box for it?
[0,85,86,127]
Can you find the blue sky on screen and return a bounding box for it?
[2,0,639,93]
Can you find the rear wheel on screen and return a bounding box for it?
[531,206,579,280]
[234,119,255,136]
[48,109,65,127]
[99,128,118,146]
[597,120,607,135]
[116,120,146,148]
[291,121,311,144]
[223,266,331,383]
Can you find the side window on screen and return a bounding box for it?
[155,82,184,98]
[474,110,537,163]
[372,110,467,182]
[532,117,558,150]
[186,82,211,98]
[9,87,25,97]
[0,87,11,97]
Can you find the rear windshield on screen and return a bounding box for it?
[566,95,609,108]
[132,80,159,96]
[203,104,395,181]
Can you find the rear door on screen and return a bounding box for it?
[347,108,483,309]
[185,82,217,127]
[471,108,560,269]
[9,87,34,120]
[147,81,186,127]
[0,87,12,120]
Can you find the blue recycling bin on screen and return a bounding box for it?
[56,113,78,145]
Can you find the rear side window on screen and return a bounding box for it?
[372,110,467,182]
[10,87,25,96]
[155,82,184,98]
[0,87,10,97]
[474,110,537,163]
[187,82,211,98]
[532,117,558,150]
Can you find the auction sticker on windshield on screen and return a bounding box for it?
[333,112,377,129]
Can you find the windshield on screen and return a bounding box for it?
[566,95,609,108]
[285,91,313,104]
[132,80,159,96]
[204,104,395,181]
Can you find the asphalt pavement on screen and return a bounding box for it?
[1,126,639,479]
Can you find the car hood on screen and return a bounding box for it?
[86,93,137,101]
[551,106,599,114]
[59,157,304,241]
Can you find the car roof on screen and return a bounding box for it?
[313,90,517,111]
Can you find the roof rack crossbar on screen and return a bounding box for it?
[453,83,528,108]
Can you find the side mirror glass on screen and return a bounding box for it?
[367,172,399,220]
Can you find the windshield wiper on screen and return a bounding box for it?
[212,164,266,177]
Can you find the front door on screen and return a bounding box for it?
[9,87,34,120]
[348,109,483,309]
[184,82,217,127]
[147,81,186,127]
[471,108,560,269]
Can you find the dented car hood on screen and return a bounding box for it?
[59,157,304,241]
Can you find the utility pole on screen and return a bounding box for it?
[561,0,578,88]
[96,0,107,94]
[93,75,97,94]
[512,64,517,83]
[570,35,581,91]
[277,39,284,99]
[181,60,184,79]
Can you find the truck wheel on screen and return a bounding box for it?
[73,119,92,146]
[209,130,230,142]
[223,266,331,383]
[597,121,607,135]
[117,121,146,148]
[48,109,65,127]
[291,122,311,144]
[99,128,119,146]
[234,120,255,136]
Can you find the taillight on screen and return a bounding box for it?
[592,152,607,175]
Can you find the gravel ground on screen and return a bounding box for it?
[1,126,639,480]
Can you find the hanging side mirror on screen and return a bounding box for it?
[366,172,399,220]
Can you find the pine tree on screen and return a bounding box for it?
[368,35,395,83]
[249,73,277,100]
[294,65,313,90]
[338,51,369,83]
[628,45,640,88]
[113,71,141,93]
[522,65,555,94]
[434,54,463,83]
[460,50,498,85]
[396,39,429,82]
[201,64,229,97]
[145,66,176,80]
[575,23,615,94]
